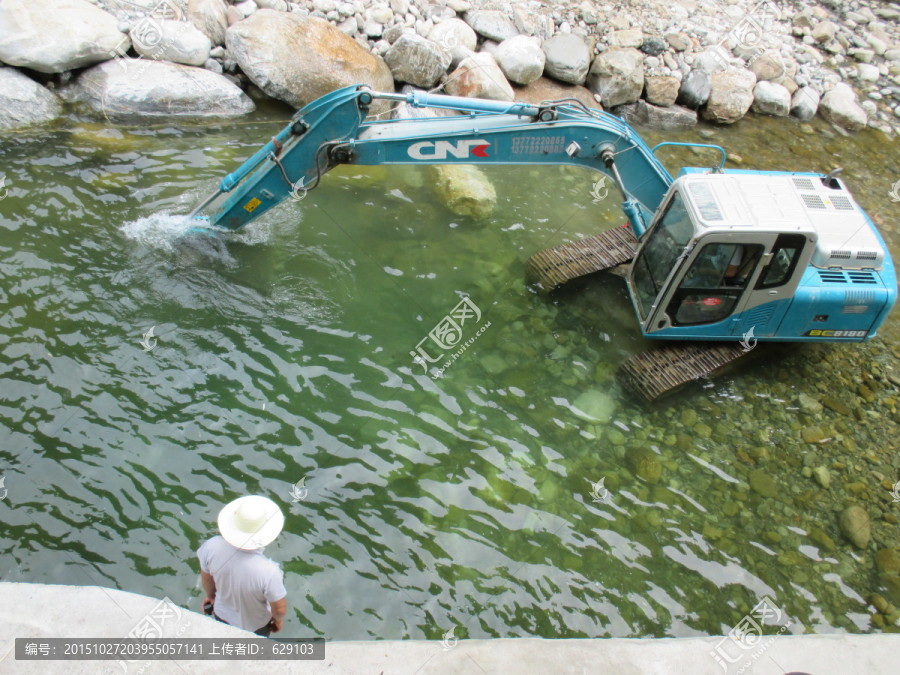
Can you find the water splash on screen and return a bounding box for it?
[120,211,202,252]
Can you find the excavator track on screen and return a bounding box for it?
[526,226,638,291]
[617,342,749,403]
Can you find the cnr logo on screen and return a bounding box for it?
[407,139,490,160]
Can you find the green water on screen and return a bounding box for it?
[1,103,898,644]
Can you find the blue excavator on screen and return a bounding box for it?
[188,85,896,401]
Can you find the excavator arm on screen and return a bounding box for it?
[189,85,676,237]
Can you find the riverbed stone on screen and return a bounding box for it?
[645,76,680,106]
[625,447,662,484]
[791,86,820,120]
[609,29,643,49]
[798,392,823,414]
[0,67,63,130]
[752,81,791,116]
[876,548,900,574]
[0,0,130,74]
[749,51,786,81]
[445,52,514,101]
[493,35,545,85]
[63,59,254,118]
[188,0,229,46]
[428,18,477,65]
[838,504,871,549]
[812,21,837,43]
[226,11,394,114]
[464,9,518,42]
[588,48,644,107]
[677,70,711,109]
[571,390,616,424]
[703,68,757,124]
[820,82,867,131]
[542,34,591,85]
[428,164,496,219]
[749,469,778,498]
[384,33,450,88]
[132,19,212,67]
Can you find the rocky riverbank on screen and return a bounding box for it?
[0,0,898,134]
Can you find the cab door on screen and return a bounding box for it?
[643,233,774,336]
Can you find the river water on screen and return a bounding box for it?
[1,101,898,645]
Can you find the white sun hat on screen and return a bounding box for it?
[218,496,285,550]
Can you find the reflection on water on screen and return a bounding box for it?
[0,109,898,644]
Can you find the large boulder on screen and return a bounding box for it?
[384,33,451,88]
[226,11,394,114]
[751,81,791,116]
[131,19,211,67]
[702,68,756,124]
[428,18,477,66]
[513,76,598,110]
[645,75,680,106]
[62,59,254,119]
[790,86,820,121]
[0,0,130,74]
[838,504,871,549]
[188,0,228,46]
[819,82,867,131]
[428,164,496,219]
[0,67,63,130]
[493,35,545,85]
[587,48,644,108]
[613,100,697,130]
[677,70,711,109]
[749,51,786,81]
[542,33,591,85]
[464,10,518,42]
[444,52,514,101]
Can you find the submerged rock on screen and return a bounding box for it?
[625,446,662,484]
[749,469,778,498]
[226,10,394,114]
[0,0,128,74]
[63,59,254,119]
[428,164,497,219]
[571,390,616,425]
[0,67,63,130]
[838,504,871,549]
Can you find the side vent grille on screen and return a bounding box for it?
[856,251,878,260]
[830,250,851,260]
[819,270,847,283]
[793,177,815,190]
[848,271,877,284]
[830,195,854,210]
[801,193,826,209]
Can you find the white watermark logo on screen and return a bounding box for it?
[117,596,187,673]
[590,176,609,204]
[590,477,612,504]
[441,626,458,651]
[0,474,7,500]
[0,174,8,201]
[290,177,309,202]
[710,596,792,673]
[739,325,757,353]
[410,297,491,379]
[290,477,309,502]
[889,179,900,203]
[890,480,900,503]
[140,326,157,352]
[709,1,784,76]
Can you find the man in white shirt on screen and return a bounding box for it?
[198,495,287,636]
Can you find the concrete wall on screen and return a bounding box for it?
[1,583,897,674]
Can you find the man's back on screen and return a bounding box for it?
[198,535,286,632]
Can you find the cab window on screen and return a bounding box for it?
[667,243,763,325]
[756,234,806,289]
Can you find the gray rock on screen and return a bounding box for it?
[752,81,791,116]
[640,37,667,57]
[384,33,450,88]
[493,35,545,85]
[132,19,212,67]
[542,34,591,85]
[856,63,880,82]
[702,68,757,124]
[464,9,518,42]
[612,100,697,130]
[666,32,690,52]
[0,0,130,74]
[692,47,731,74]
[445,52,514,101]
[838,504,871,549]
[256,0,288,10]
[587,48,644,108]
[608,29,643,48]
[0,67,63,130]
[749,51,785,81]
[791,86,820,120]
[645,75,680,106]
[812,21,837,43]
[226,11,394,114]
[188,0,229,46]
[820,82,867,131]
[63,59,253,118]
[677,69,711,108]
[428,18,477,65]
